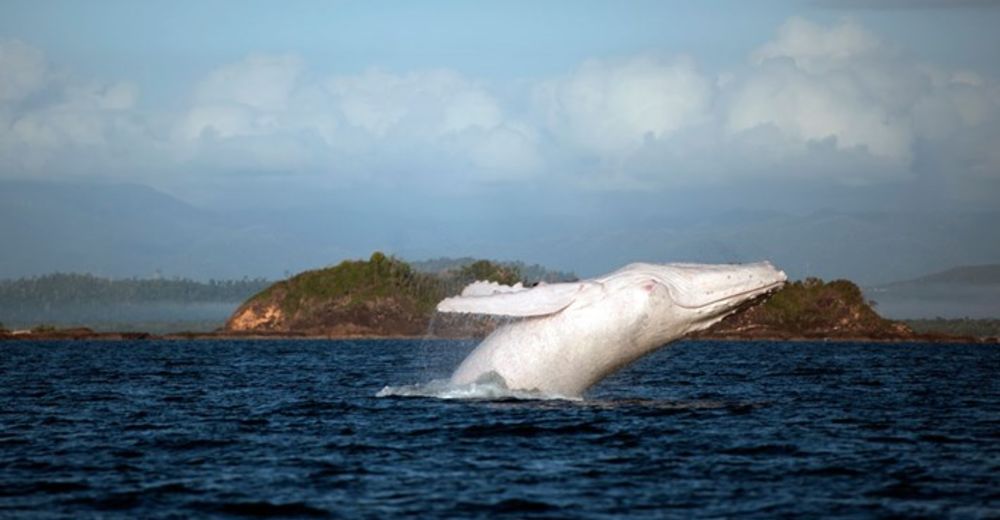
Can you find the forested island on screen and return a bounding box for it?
[0,273,270,304]
[225,253,547,337]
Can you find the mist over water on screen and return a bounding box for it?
[2,339,997,518]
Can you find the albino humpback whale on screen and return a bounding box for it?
[437,262,787,397]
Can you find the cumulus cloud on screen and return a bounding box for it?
[751,17,883,70]
[0,40,149,174]
[526,22,928,186]
[325,68,539,178]
[722,17,999,183]
[178,54,315,142]
[0,39,47,102]
[328,68,503,137]
[1,17,998,194]
[726,19,916,171]
[536,55,712,158]
[554,16,1000,187]
[176,60,539,179]
[196,54,303,111]
[175,54,338,173]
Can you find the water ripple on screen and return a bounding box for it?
[0,339,997,518]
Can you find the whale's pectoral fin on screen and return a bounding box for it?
[436,281,593,317]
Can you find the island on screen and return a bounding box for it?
[224,252,522,338]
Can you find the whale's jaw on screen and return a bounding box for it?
[649,261,787,335]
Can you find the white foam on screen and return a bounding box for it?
[375,378,578,401]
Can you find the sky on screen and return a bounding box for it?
[1,0,999,283]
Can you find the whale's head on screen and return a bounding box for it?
[626,261,787,337]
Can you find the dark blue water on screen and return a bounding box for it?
[1,339,998,519]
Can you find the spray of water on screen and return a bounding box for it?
[376,371,579,401]
[376,313,578,401]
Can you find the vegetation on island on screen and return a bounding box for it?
[411,257,577,284]
[228,256,934,341]
[226,252,524,336]
[251,253,524,317]
[699,277,915,340]
[0,273,270,306]
[4,253,991,342]
[903,318,1000,339]
[0,256,568,335]
[255,252,444,317]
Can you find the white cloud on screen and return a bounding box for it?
[0,39,47,102]
[751,17,883,72]
[454,121,542,179]
[175,59,537,179]
[3,94,149,173]
[180,104,256,141]
[327,68,503,138]
[536,55,712,158]
[178,54,313,141]
[65,81,138,111]
[526,25,926,186]
[724,58,915,165]
[1,17,998,194]
[720,16,1000,182]
[726,17,917,172]
[195,54,303,111]
[0,41,149,175]
[324,67,536,177]
[532,17,999,188]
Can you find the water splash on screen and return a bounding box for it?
[375,371,579,401]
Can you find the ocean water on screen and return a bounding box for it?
[1,339,997,519]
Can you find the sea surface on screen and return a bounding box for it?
[1,339,997,519]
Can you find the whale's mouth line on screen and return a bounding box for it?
[673,280,785,310]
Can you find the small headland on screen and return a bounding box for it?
[222,252,531,338]
[692,278,989,343]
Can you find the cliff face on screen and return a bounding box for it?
[226,291,431,336]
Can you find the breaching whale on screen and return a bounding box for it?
[437,261,787,397]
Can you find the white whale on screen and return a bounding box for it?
[437,261,787,397]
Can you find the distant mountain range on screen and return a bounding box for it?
[2,179,999,293]
[879,264,1000,288]
[865,264,1000,319]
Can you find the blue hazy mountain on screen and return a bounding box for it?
[2,180,999,288]
[866,265,1000,319]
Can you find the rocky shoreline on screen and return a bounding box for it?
[4,256,996,345]
[1,325,993,344]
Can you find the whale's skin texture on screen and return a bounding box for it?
[437,262,787,397]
